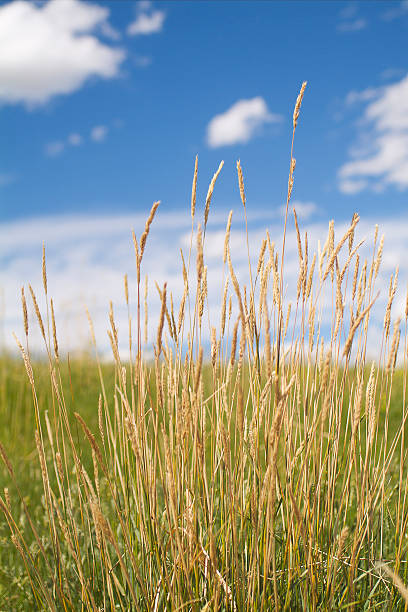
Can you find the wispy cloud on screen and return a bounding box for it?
[380,68,406,81]
[279,201,319,221]
[127,1,165,36]
[382,0,408,21]
[207,97,282,148]
[338,3,359,20]
[338,73,408,193]
[100,20,121,41]
[337,4,367,32]
[45,141,65,157]
[133,55,153,68]
[337,18,366,32]
[0,0,125,106]
[345,87,378,106]
[90,125,108,142]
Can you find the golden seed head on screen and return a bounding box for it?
[204,160,224,227]
[293,81,307,129]
[21,287,28,337]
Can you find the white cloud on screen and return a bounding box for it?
[339,4,358,20]
[45,123,113,156]
[382,0,408,21]
[380,68,405,81]
[337,4,367,32]
[0,0,125,105]
[207,97,282,148]
[91,125,108,142]
[279,201,319,221]
[100,21,121,41]
[0,172,16,187]
[127,1,165,36]
[45,141,65,157]
[345,87,378,106]
[337,18,367,32]
[339,73,408,193]
[1,208,406,363]
[338,179,368,195]
[68,133,82,146]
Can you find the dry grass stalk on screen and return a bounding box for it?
[221,279,228,337]
[196,224,204,285]
[378,564,408,604]
[50,298,58,360]
[374,234,384,281]
[343,293,378,358]
[0,441,14,476]
[28,284,46,341]
[144,275,148,343]
[256,238,267,277]
[140,201,160,261]
[384,268,399,337]
[227,248,245,324]
[204,161,224,228]
[365,362,376,444]
[293,81,307,129]
[323,214,360,282]
[21,287,28,337]
[156,282,167,357]
[191,155,198,220]
[12,333,34,386]
[223,210,233,265]
[74,413,106,476]
[236,160,246,209]
[386,317,401,374]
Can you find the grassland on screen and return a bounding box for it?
[1,82,408,610]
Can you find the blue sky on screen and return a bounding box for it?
[1,0,407,222]
[0,0,408,354]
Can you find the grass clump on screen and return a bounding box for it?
[2,82,408,610]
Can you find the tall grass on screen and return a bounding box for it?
[2,83,408,610]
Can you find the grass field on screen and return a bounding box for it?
[2,83,408,610]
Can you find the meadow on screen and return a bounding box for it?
[1,83,408,610]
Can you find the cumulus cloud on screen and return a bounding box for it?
[127,1,165,36]
[207,97,282,148]
[91,125,108,142]
[338,73,408,193]
[0,0,125,106]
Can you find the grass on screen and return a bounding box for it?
[2,82,408,610]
